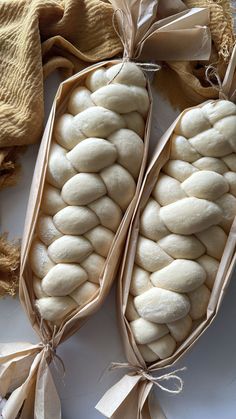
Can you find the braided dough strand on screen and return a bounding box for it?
[30,62,149,324]
[127,100,236,362]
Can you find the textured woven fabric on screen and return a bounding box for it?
[155,0,235,111]
[0,0,121,296]
[0,0,121,189]
[0,235,20,297]
[0,0,234,189]
[186,0,235,60]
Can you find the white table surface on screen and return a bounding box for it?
[1,73,236,419]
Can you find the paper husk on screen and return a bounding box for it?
[0,1,211,418]
[96,96,236,419]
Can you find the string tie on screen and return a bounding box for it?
[110,362,186,394]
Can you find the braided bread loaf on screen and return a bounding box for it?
[29,62,149,323]
[126,100,236,363]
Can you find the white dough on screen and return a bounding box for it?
[53,206,99,235]
[175,108,211,138]
[181,170,229,200]
[33,276,48,299]
[135,236,173,272]
[216,193,236,232]
[197,255,219,289]
[123,112,145,137]
[35,296,77,322]
[224,172,236,196]
[130,318,168,344]
[54,114,85,150]
[62,173,106,206]
[126,99,236,356]
[137,344,159,363]
[108,129,144,179]
[160,197,222,235]
[167,315,192,342]
[193,157,228,174]
[152,174,186,206]
[126,295,139,321]
[150,259,206,293]
[222,154,236,171]
[81,253,105,283]
[140,198,169,241]
[85,67,107,92]
[73,106,125,138]
[158,234,205,259]
[188,284,211,320]
[36,214,62,246]
[91,84,149,116]
[30,61,150,326]
[70,281,99,305]
[67,137,117,172]
[46,143,76,188]
[202,100,236,124]
[88,196,122,232]
[134,288,190,323]
[130,265,153,296]
[48,235,92,263]
[214,115,236,151]
[196,226,227,260]
[68,86,94,115]
[85,226,114,257]
[41,184,66,216]
[100,164,136,211]
[163,160,198,182]
[42,263,87,296]
[106,62,146,87]
[189,128,232,157]
[30,240,54,278]
[170,134,201,162]
[148,334,176,359]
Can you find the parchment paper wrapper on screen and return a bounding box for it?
[0,1,211,418]
[96,98,236,419]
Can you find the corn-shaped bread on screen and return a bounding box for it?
[29,62,150,323]
[126,100,236,362]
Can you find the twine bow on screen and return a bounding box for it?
[110,362,186,394]
[96,361,186,417]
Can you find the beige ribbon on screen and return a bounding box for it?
[110,362,186,394]
[205,43,236,101]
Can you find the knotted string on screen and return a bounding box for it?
[205,64,228,100]
[205,43,236,102]
[39,321,66,379]
[112,9,131,60]
[109,362,186,394]
[109,9,160,84]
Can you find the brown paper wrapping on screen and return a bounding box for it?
[0,1,212,417]
[96,99,236,418]
[0,60,152,419]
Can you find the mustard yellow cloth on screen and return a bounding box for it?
[0,0,121,191]
[155,0,235,109]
